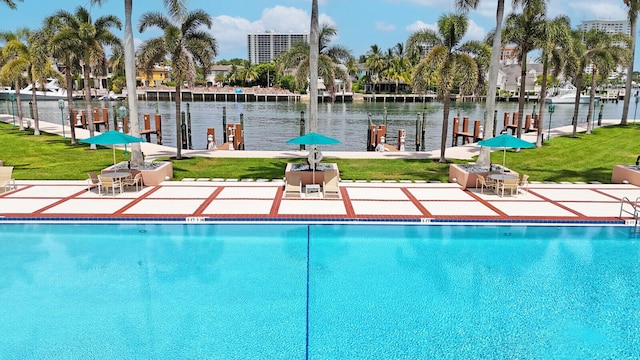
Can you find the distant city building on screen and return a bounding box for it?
[247,31,309,64]
[579,19,631,76]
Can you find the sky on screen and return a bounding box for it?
[0,0,637,67]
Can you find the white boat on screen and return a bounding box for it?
[544,83,599,104]
[0,78,67,101]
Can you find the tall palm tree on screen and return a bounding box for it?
[3,28,62,136]
[44,15,83,145]
[0,29,28,131]
[90,0,186,166]
[138,4,217,160]
[309,0,319,132]
[536,15,571,146]
[364,44,384,94]
[48,6,121,149]
[278,21,351,99]
[502,2,546,138]
[381,43,412,94]
[411,13,479,163]
[582,30,631,134]
[621,0,639,125]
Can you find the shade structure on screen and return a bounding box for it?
[286,132,340,145]
[477,134,534,170]
[286,132,340,184]
[80,131,145,166]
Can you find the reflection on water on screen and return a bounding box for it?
[21,99,626,151]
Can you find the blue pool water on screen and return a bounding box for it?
[0,224,639,359]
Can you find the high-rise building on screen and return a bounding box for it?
[579,20,631,76]
[247,31,309,64]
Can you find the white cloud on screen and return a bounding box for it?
[464,19,487,42]
[210,6,337,59]
[375,21,396,32]
[406,20,437,33]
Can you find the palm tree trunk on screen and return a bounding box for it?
[516,51,527,138]
[571,72,583,138]
[621,12,637,125]
[476,0,505,167]
[537,56,549,147]
[31,83,40,135]
[440,91,451,163]
[309,0,319,132]
[64,64,77,145]
[586,67,597,135]
[175,82,182,160]
[124,0,143,167]
[14,79,24,131]
[83,62,96,149]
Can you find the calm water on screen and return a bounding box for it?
[9,98,628,151]
[0,223,638,359]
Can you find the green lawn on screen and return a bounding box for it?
[1,121,639,183]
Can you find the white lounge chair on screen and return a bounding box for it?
[122,173,143,191]
[323,169,340,199]
[87,171,101,192]
[284,174,301,198]
[0,166,16,193]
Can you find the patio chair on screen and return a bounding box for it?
[122,173,143,192]
[475,175,495,194]
[87,171,101,192]
[519,174,529,192]
[0,166,16,193]
[497,178,519,197]
[323,169,340,199]
[284,173,302,198]
[98,175,123,196]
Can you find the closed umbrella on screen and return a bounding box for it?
[80,131,145,166]
[477,133,534,170]
[287,132,340,184]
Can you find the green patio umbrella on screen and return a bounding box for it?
[80,131,145,166]
[287,132,340,184]
[478,133,534,170]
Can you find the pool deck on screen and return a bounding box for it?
[1,115,637,225]
[1,180,637,225]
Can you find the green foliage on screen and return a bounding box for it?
[110,75,125,93]
[2,122,640,184]
[276,74,297,92]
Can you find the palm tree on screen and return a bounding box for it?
[0,29,29,131]
[3,28,63,136]
[278,22,351,99]
[90,0,186,166]
[502,2,546,138]
[309,0,319,132]
[48,6,121,149]
[621,0,639,125]
[44,15,83,145]
[138,4,217,160]
[582,30,631,134]
[536,15,571,146]
[364,44,384,94]
[411,13,479,163]
[381,43,412,94]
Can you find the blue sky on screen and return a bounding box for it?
[0,0,636,66]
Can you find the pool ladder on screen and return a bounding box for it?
[619,197,640,231]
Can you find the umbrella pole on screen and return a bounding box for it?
[113,147,117,166]
[502,148,506,172]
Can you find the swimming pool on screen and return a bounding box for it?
[1,223,638,359]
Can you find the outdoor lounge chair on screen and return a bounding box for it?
[122,173,143,191]
[98,175,123,196]
[284,174,302,198]
[497,178,519,197]
[519,174,529,192]
[475,175,495,194]
[87,171,101,192]
[323,169,340,199]
[0,166,16,193]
